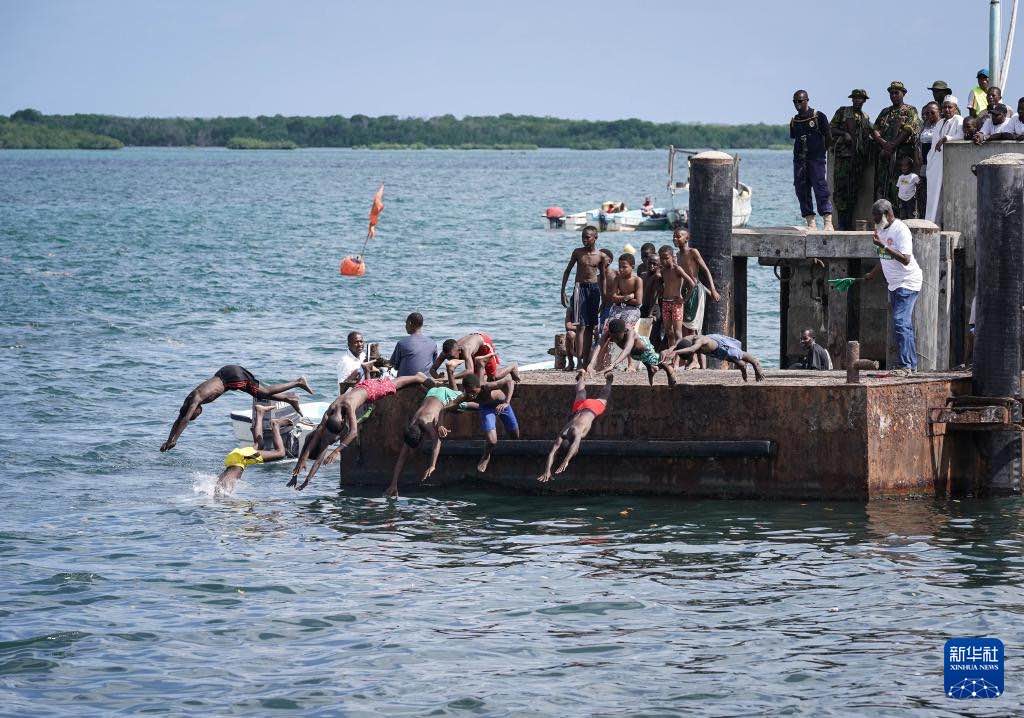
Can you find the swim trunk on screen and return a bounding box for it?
[224,446,263,469]
[661,299,684,325]
[706,334,745,364]
[355,376,397,403]
[571,282,602,327]
[629,336,661,367]
[426,386,462,404]
[682,283,707,331]
[216,365,259,396]
[473,333,500,379]
[572,398,606,418]
[608,303,641,327]
[480,404,519,434]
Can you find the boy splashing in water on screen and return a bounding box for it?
[538,370,613,482]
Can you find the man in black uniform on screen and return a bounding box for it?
[790,90,834,231]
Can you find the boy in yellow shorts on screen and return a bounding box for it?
[217,404,292,494]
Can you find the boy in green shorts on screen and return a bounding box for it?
[586,318,674,385]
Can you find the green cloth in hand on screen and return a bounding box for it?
[827,278,857,292]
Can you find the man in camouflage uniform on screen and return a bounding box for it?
[829,89,874,230]
[871,81,921,206]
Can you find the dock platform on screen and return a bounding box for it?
[343,369,979,500]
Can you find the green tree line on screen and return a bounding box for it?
[5,108,788,149]
[1,111,122,149]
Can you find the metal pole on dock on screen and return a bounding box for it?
[974,153,1024,494]
[991,0,1003,87]
[689,151,735,367]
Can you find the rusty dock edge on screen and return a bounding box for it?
[339,371,982,500]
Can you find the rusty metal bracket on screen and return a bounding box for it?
[927,395,1024,435]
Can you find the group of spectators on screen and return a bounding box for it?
[791,69,1023,231]
[337,312,439,388]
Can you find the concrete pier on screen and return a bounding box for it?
[342,370,972,500]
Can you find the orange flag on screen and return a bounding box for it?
[367,183,384,239]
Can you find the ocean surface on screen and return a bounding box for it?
[2,147,1022,716]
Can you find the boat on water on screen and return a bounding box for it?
[229,400,331,460]
[542,146,752,232]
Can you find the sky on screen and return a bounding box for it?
[0,0,1014,123]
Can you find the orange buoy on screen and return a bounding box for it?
[339,256,366,277]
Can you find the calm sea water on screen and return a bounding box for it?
[2,148,1023,716]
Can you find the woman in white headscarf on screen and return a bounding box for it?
[925,96,964,224]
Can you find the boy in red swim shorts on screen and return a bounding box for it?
[538,370,613,482]
[431,332,521,382]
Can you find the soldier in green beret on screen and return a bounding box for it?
[871,81,922,206]
[830,89,874,230]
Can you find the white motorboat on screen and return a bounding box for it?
[229,400,331,458]
[666,146,753,229]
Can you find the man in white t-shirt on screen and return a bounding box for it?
[859,199,923,374]
[337,331,376,391]
[975,103,1019,143]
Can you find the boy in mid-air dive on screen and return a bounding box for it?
[587,318,674,386]
[538,370,613,483]
[289,372,432,491]
[662,335,765,384]
[461,373,519,473]
[387,377,475,497]
[216,404,293,494]
[560,225,608,367]
[161,365,312,451]
[430,333,520,382]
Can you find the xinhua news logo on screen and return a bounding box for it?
[944,637,1004,700]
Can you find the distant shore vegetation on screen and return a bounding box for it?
[4,108,789,150]
[226,136,297,150]
[1,110,122,149]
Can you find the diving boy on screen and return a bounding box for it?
[662,335,766,383]
[538,370,613,482]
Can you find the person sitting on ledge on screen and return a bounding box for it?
[662,335,765,383]
[160,365,311,452]
[788,329,833,370]
[538,370,613,483]
[587,318,674,385]
[289,372,432,491]
[974,103,1016,143]
[217,406,293,495]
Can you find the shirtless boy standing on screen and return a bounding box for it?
[560,225,608,366]
[674,228,720,341]
[607,253,643,327]
[656,245,696,358]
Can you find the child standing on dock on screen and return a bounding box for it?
[674,228,720,366]
[656,245,696,360]
[895,156,920,220]
[560,225,608,368]
[538,370,614,482]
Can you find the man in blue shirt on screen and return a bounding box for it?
[389,312,438,377]
[791,89,834,231]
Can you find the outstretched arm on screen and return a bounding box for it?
[428,353,445,379]
[387,445,411,497]
[538,436,564,482]
[298,404,358,490]
[584,330,611,373]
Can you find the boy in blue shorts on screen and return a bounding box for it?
[461,373,519,473]
[560,225,608,369]
[663,334,765,384]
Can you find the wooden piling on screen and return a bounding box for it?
[973,154,1024,494]
[689,151,735,366]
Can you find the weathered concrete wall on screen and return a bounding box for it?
[941,141,1024,358]
[333,373,970,500]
